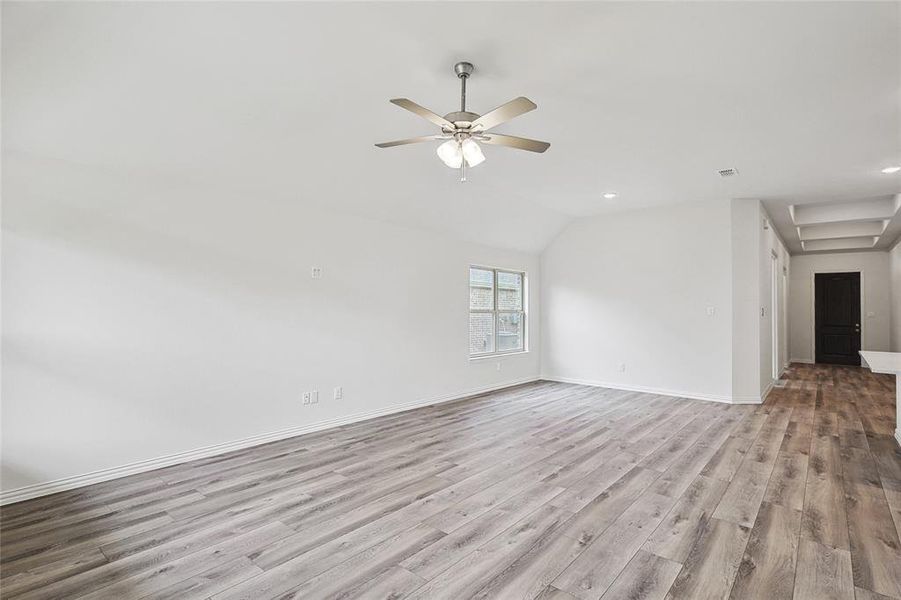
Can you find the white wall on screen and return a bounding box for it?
[730,199,762,402]
[729,199,790,402]
[540,200,734,402]
[789,251,892,362]
[1,157,541,496]
[891,240,901,352]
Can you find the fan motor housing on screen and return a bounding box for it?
[443,111,480,130]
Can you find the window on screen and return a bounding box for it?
[470,266,526,356]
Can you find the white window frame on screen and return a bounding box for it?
[469,266,527,358]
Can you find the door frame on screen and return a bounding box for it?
[810,269,865,363]
[771,251,779,380]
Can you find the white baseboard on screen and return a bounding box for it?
[0,377,539,506]
[790,358,815,364]
[730,395,767,405]
[895,429,901,448]
[541,375,738,404]
[759,380,775,403]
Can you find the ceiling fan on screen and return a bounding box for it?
[375,61,550,181]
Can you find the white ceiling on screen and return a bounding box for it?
[780,195,901,254]
[4,2,900,253]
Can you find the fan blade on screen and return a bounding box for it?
[375,135,442,148]
[478,133,550,153]
[389,98,454,129]
[471,97,537,131]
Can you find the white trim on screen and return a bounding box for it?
[895,428,901,447]
[731,395,767,405]
[790,357,815,364]
[469,350,529,361]
[810,269,864,362]
[759,379,775,403]
[541,375,743,404]
[0,377,539,506]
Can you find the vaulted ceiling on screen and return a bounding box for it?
[4,2,900,253]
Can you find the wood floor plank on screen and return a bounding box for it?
[763,451,809,511]
[844,483,901,598]
[597,550,682,600]
[537,586,581,600]
[854,587,899,600]
[424,461,564,533]
[700,435,753,482]
[403,504,574,600]
[643,474,728,563]
[801,432,850,550]
[468,523,585,600]
[728,501,801,600]
[353,566,427,600]
[553,491,676,599]
[711,458,776,528]
[269,524,444,600]
[662,517,751,600]
[22,521,294,600]
[401,482,565,580]
[792,538,854,600]
[554,467,661,546]
[0,548,108,597]
[150,557,264,600]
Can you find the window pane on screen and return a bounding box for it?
[470,312,495,354]
[497,312,524,352]
[497,272,523,311]
[470,268,494,310]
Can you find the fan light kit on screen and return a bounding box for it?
[376,61,550,181]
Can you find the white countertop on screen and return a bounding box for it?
[860,351,901,375]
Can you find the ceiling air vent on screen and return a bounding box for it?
[717,167,739,178]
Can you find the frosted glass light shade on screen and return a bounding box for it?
[461,138,485,167]
[437,140,463,168]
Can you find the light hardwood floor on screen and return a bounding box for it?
[1,363,899,599]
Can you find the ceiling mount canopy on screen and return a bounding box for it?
[375,61,550,182]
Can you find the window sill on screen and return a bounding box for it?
[469,351,530,362]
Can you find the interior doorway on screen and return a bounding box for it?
[814,272,861,365]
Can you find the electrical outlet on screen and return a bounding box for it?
[302,392,312,405]
[496,362,502,372]
[334,386,343,400]
[311,267,322,279]
[311,390,319,404]
[618,363,626,373]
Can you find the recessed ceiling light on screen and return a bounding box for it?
[603,192,618,199]
[881,166,900,174]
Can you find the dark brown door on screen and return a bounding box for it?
[815,272,861,365]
